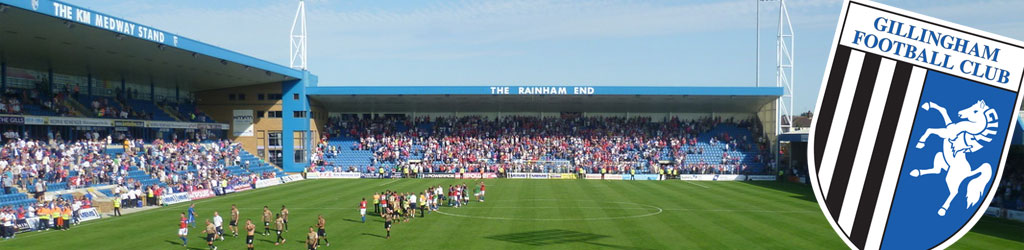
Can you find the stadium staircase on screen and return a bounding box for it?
[158,104,187,121]
[76,96,119,118]
[97,189,116,198]
[124,99,178,121]
[176,103,216,123]
[62,97,93,117]
[234,149,288,177]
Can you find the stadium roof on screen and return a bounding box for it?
[308,86,783,113]
[0,0,306,91]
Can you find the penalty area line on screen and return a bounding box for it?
[378,179,400,186]
[682,181,711,189]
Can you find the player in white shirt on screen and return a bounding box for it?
[434,186,443,211]
[409,194,417,210]
[213,211,224,241]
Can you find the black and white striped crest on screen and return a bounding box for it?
[809,1,1024,249]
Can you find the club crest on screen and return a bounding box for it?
[908,100,997,217]
[808,1,1024,249]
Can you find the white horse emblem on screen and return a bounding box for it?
[909,100,997,216]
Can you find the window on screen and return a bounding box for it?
[238,94,246,100]
[293,93,299,100]
[294,131,306,163]
[293,111,306,118]
[228,94,236,100]
[257,131,266,158]
[268,131,282,147]
[268,150,283,166]
[267,111,283,118]
[268,94,283,100]
[294,149,305,163]
[258,94,265,100]
[256,111,265,118]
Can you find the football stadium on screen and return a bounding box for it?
[0,1,1021,249]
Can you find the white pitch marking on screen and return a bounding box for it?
[378,179,400,186]
[682,181,711,189]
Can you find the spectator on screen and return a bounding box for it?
[316,116,773,176]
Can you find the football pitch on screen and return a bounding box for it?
[3,179,1022,249]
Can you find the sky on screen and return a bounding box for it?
[64,0,1024,114]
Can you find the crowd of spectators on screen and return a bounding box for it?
[0,136,271,197]
[90,96,152,120]
[1,138,114,197]
[0,95,23,115]
[147,140,268,194]
[0,136,282,236]
[994,166,1023,211]
[315,115,773,175]
[0,81,215,122]
[44,88,75,117]
[1,87,74,117]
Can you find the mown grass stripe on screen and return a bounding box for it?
[0,179,1016,249]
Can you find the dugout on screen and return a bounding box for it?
[778,131,810,183]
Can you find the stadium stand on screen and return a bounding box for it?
[2,88,75,117]
[0,193,36,208]
[122,99,172,121]
[314,116,773,175]
[0,137,286,219]
[173,102,214,123]
[994,165,1024,211]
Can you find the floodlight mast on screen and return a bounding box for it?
[758,0,794,134]
[290,0,308,70]
[759,0,794,175]
[776,0,794,135]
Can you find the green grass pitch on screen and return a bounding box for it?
[2,179,1021,249]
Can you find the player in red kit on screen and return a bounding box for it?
[380,198,388,218]
[178,213,189,247]
[477,182,486,202]
[360,198,368,223]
